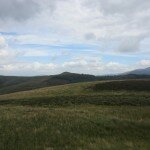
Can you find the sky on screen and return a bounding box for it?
[0,0,150,76]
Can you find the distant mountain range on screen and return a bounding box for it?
[125,67,150,75]
[0,67,150,95]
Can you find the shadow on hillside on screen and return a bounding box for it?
[0,94,150,106]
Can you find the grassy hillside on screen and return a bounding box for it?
[0,79,150,106]
[0,80,150,149]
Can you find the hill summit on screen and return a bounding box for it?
[59,72,72,75]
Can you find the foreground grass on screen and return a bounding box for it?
[0,105,150,150]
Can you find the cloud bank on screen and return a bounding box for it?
[0,0,150,75]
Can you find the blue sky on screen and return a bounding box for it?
[0,0,150,76]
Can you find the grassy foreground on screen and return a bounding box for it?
[0,80,150,149]
[0,105,150,150]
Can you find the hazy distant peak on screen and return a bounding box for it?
[126,67,150,75]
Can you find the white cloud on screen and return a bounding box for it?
[0,36,19,64]
[62,57,130,75]
[137,59,150,68]
[0,62,57,76]
[0,36,7,49]
[10,34,60,45]
[22,49,70,60]
[118,37,141,53]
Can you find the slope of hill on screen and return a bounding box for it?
[0,79,150,106]
[0,75,50,95]
[0,72,96,95]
